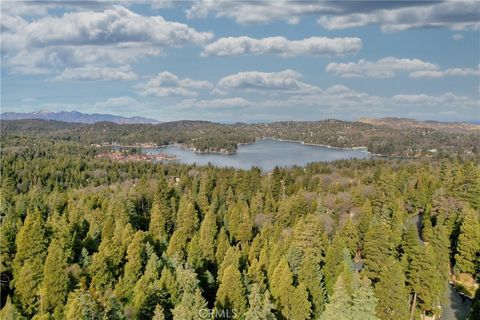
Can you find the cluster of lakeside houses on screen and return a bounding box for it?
[96,151,177,162]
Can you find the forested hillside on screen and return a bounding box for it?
[2,119,479,157]
[0,136,479,319]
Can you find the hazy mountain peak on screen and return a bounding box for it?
[1,110,160,124]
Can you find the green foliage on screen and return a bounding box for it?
[455,206,480,274]
[374,260,410,320]
[322,273,379,320]
[244,284,276,320]
[322,274,352,320]
[0,296,27,320]
[0,134,477,320]
[39,239,70,315]
[363,218,394,283]
[64,287,101,320]
[12,208,48,316]
[215,264,247,317]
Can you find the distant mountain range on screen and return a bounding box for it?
[0,111,160,124]
[358,117,480,134]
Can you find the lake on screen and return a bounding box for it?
[144,139,370,171]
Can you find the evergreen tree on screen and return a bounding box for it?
[13,209,48,316]
[167,197,199,259]
[287,282,312,320]
[244,284,276,320]
[132,253,162,319]
[292,214,327,262]
[363,218,394,283]
[270,257,295,318]
[0,296,27,320]
[461,162,480,210]
[298,254,327,318]
[90,221,134,291]
[215,227,231,266]
[247,258,267,291]
[324,234,347,294]
[236,204,253,243]
[455,206,480,274]
[172,288,207,320]
[149,200,169,243]
[374,260,409,320]
[351,276,380,320]
[215,264,247,317]
[187,234,205,271]
[322,274,352,320]
[115,231,148,301]
[198,209,217,263]
[401,223,420,260]
[0,207,20,305]
[217,246,241,283]
[102,295,126,320]
[407,245,443,317]
[358,199,373,249]
[341,218,359,257]
[64,287,101,320]
[39,238,70,315]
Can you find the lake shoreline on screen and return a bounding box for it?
[143,139,371,171]
[104,139,418,160]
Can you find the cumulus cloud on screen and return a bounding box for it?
[218,70,320,94]
[410,67,480,78]
[202,36,362,57]
[177,97,253,109]
[326,57,439,78]
[53,66,138,81]
[327,57,480,79]
[186,0,479,32]
[317,1,480,32]
[2,6,213,74]
[137,71,213,97]
[392,92,478,108]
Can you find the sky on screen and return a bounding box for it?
[1,0,479,122]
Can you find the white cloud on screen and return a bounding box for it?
[218,70,320,94]
[327,57,480,79]
[186,1,480,32]
[453,33,464,40]
[326,57,439,78]
[137,71,213,97]
[95,96,142,108]
[2,6,213,74]
[53,66,138,81]
[392,92,479,109]
[202,36,362,57]
[410,67,480,78]
[211,88,228,96]
[177,97,253,109]
[9,6,211,49]
[317,1,480,32]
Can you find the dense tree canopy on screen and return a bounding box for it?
[0,132,479,319]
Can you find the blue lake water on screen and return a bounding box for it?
[144,139,370,171]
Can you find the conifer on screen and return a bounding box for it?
[244,284,276,320]
[374,260,409,320]
[215,264,247,316]
[455,206,480,274]
[39,239,70,315]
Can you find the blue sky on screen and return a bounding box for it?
[1,1,479,122]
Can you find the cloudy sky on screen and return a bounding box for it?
[1,0,479,122]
